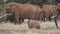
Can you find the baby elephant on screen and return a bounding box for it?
[28,20,40,29]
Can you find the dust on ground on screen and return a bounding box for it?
[0,19,60,34]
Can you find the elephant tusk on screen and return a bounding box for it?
[51,15,57,18]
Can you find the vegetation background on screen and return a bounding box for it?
[0,0,60,10]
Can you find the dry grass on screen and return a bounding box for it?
[0,19,60,34]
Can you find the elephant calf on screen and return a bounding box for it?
[28,20,40,29]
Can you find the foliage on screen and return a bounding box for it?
[6,0,58,5]
[6,0,28,4]
[0,4,4,14]
[0,0,58,10]
[0,4,4,10]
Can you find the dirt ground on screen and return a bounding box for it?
[0,19,60,34]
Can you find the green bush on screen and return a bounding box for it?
[0,4,4,14]
[0,5,4,10]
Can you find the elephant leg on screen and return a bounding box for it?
[27,19,31,28]
[21,18,24,23]
[43,17,46,21]
[49,17,52,22]
[9,15,14,22]
[19,18,22,23]
[54,17,58,29]
[14,12,19,24]
[19,18,24,24]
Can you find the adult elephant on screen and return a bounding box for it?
[1,2,43,24]
[42,4,59,29]
[1,2,16,22]
[12,3,43,24]
[1,2,24,23]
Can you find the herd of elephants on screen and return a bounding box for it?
[1,2,60,29]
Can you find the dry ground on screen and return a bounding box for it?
[0,19,60,34]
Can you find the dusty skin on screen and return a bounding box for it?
[0,19,60,34]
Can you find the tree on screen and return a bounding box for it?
[56,0,60,3]
[6,0,28,4]
[28,0,43,6]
